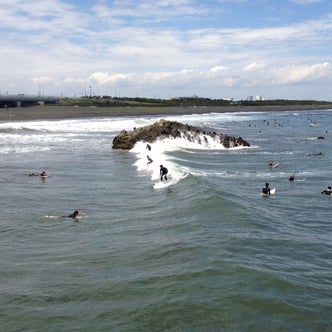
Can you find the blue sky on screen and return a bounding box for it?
[1,0,332,100]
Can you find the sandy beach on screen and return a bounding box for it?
[0,104,331,122]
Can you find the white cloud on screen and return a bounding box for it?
[0,0,332,99]
[269,62,331,84]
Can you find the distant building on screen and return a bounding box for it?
[246,95,264,101]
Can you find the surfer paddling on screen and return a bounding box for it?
[321,186,332,195]
[27,171,49,177]
[63,210,86,219]
[44,210,86,220]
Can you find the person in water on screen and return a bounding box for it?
[147,155,153,165]
[146,143,151,151]
[289,174,295,182]
[321,186,332,195]
[61,210,85,219]
[268,161,279,168]
[262,182,271,195]
[160,165,168,181]
[27,171,48,177]
[67,210,79,218]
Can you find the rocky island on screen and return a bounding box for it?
[112,119,250,149]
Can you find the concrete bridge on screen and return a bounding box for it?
[0,94,60,108]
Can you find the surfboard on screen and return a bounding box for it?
[44,214,86,219]
[44,215,59,219]
[153,174,173,189]
[261,188,276,196]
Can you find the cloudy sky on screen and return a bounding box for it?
[1,0,332,100]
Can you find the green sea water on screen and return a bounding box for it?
[0,109,331,331]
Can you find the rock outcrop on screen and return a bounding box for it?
[112,119,250,149]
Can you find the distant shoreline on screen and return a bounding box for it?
[0,104,331,122]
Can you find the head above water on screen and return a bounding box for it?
[265,183,269,187]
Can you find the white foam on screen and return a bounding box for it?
[0,117,155,134]
[130,140,190,189]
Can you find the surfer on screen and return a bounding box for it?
[321,186,332,195]
[289,174,295,182]
[147,155,153,165]
[62,210,85,219]
[262,182,271,195]
[160,165,168,181]
[44,210,85,220]
[146,143,151,151]
[307,152,324,156]
[268,161,279,168]
[27,171,48,177]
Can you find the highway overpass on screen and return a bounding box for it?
[0,95,60,107]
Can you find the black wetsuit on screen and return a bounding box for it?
[160,167,168,181]
[67,211,79,218]
[262,187,270,194]
[321,189,332,195]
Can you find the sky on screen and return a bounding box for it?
[1,0,332,100]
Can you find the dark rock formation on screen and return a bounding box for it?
[112,119,250,149]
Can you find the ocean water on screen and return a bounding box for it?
[0,109,331,331]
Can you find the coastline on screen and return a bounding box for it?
[0,104,331,122]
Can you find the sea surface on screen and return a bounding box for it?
[0,109,331,331]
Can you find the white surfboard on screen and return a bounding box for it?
[44,215,59,219]
[153,172,188,190]
[153,174,173,189]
